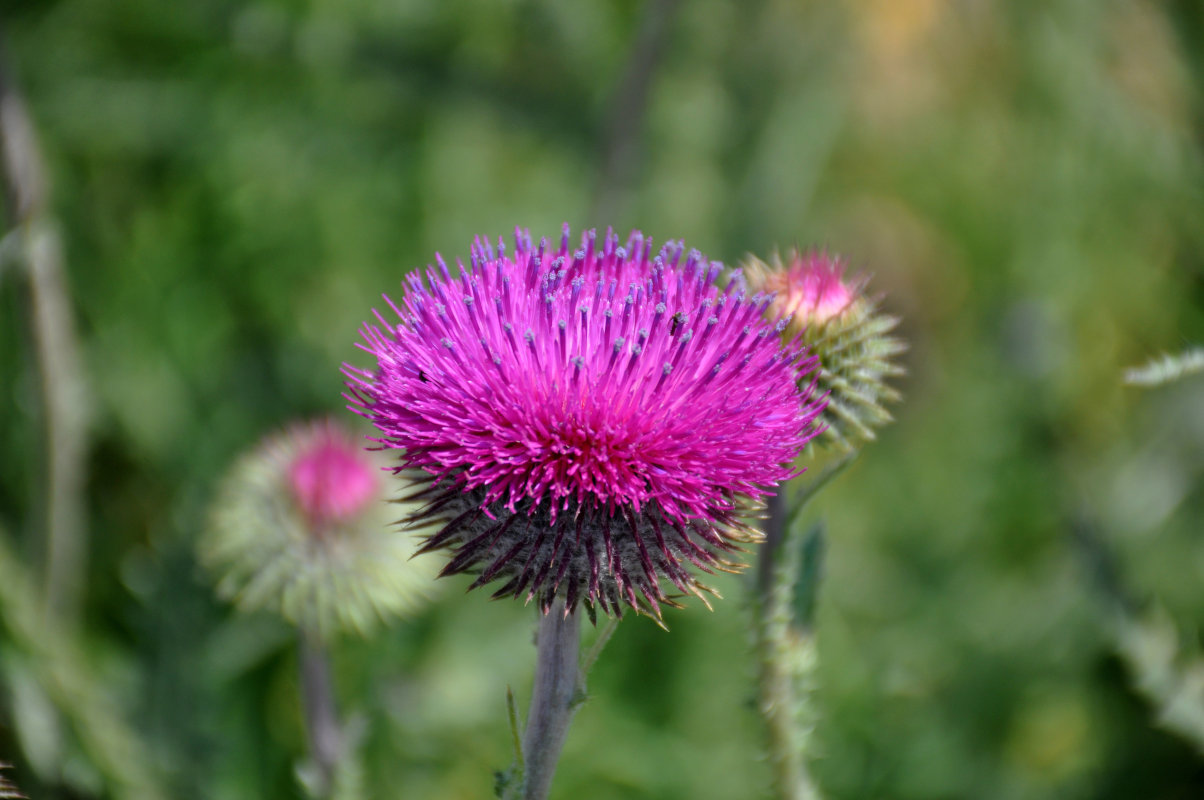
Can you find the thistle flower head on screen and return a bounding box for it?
[346,226,825,619]
[202,419,439,636]
[288,432,378,526]
[742,249,905,450]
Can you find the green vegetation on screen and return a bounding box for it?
[2,1,1204,797]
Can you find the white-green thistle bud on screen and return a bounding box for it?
[202,419,441,637]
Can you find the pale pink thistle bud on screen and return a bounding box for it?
[760,253,857,329]
[743,249,905,450]
[287,429,379,530]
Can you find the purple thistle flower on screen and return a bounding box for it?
[346,226,825,619]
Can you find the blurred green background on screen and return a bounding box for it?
[3,0,1204,798]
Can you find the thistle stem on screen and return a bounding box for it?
[520,604,582,800]
[757,491,789,598]
[299,630,341,797]
[754,451,856,800]
[757,495,822,800]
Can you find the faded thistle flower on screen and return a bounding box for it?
[345,226,825,619]
[742,250,904,450]
[203,419,439,636]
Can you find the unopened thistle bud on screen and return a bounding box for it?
[202,419,439,636]
[742,250,904,449]
[346,226,826,620]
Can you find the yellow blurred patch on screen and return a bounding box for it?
[856,0,939,60]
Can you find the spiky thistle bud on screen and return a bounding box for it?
[346,226,826,620]
[742,250,904,450]
[202,419,439,636]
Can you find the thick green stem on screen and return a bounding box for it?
[757,495,822,800]
[519,604,582,800]
[754,452,856,800]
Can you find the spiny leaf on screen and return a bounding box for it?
[1124,347,1204,388]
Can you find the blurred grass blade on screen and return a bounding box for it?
[0,532,165,800]
[494,687,525,799]
[507,685,524,772]
[0,36,91,626]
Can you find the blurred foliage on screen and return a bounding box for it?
[0,530,165,799]
[2,0,1204,798]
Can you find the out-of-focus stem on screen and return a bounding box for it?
[0,31,89,627]
[519,604,582,800]
[590,0,681,224]
[755,451,856,800]
[299,630,342,798]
